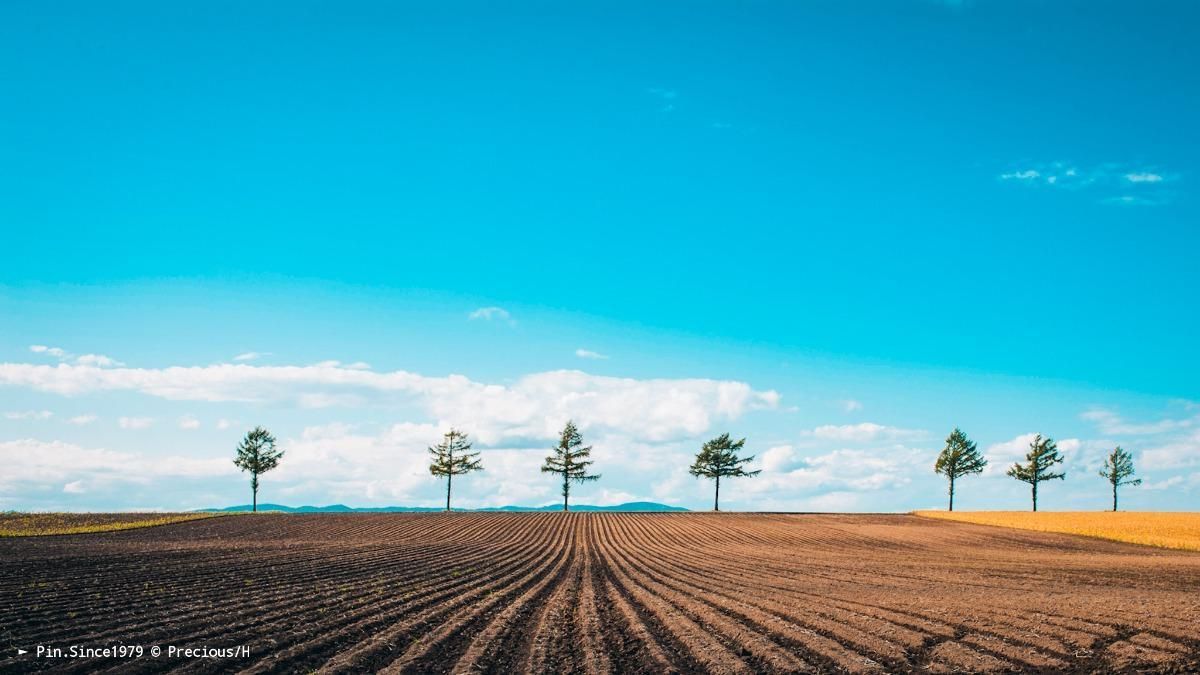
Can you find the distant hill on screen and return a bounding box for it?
[207,501,688,513]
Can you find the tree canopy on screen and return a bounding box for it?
[541,420,600,512]
[690,433,760,511]
[1006,434,1065,511]
[1099,446,1141,512]
[428,428,483,511]
[933,428,987,511]
[233,426,284,512]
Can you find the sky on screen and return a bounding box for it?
[1,0,1198,512]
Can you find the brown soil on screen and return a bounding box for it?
[1,513,1197,674]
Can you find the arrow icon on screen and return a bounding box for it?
[17,649,27,655]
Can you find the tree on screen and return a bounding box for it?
[541,420,600,512]
[690,433,760,511]
[1006,434,1065,512]
[428,428,483,511]
[233,426,284,512]
[1099,446,1141,512]
[933,428,987,511]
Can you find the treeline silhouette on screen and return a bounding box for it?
[232,423,1143,513]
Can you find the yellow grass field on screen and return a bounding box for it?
[915,510,1200,552]
[0,512,219,537]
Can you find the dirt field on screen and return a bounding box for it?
[1,513,1198,674]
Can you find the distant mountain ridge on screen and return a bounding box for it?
[206,501,688,513]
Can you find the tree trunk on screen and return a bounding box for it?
[252,479,257,513]
[446,473,452,512]
[1032,481,1038,512]
[948,476,955,511]
[563,475,569,512]
[714,475,720,512]
[1113,483,1118,512]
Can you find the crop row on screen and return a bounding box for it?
[1,513,1198,673]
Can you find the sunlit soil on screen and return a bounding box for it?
[915,510,1200,551]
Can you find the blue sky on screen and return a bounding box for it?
[1,1,1197,511]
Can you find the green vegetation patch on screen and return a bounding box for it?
[0,512,220,537]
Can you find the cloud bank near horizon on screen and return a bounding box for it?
[1,353,1197,512]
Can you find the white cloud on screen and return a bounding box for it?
[810,422,924,443]
[840,399,863,413]
[1075,404,1200,473]
[761,445,798,473]
[75,354,125,367]
[575,348,608,360]
[297,392,368,409]
[29,345,67,358]
[0,362,778,444]
[749,445,926,496]
[4,410,53,420]
[1140,476,1183,491]
[982,433,1101,477]
[428,370,779,444]
[1081,408,1189,435]
[69,414,98,425]
[1141,430,1200,470]
[118,416,154,430]
[998,162,1175,204]
[63,480,85,494]
[178,415,201,430]
[273,422,451,505]
[233,352,268,362]
[28,345,124,367]
[1101,194,1164,207]
[275,425,704,509]
[310,360,371,370]
[468,306,512,322]
[983,433,1040,475]
[1,440,133,486]
[0,357,784,508]
[1125,172,1163,183]
[999,162,1088,187]
[0,438,237,495]
[1000,169,1040,181]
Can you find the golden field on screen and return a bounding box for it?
[915,510,1200,552]
[0,512,219,537]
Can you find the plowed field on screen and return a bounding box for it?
[2,513,1198,674]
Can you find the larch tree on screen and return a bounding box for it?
[541,420,600,512]
[933,428,987,511]
[1006,434,1065,512]
[690,433,760,511]
[428,428,483,512]
[233,426,284,513]
[1099,446,1141,512]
